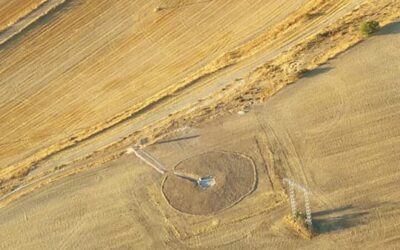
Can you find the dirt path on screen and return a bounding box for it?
[0,0,66,46]
[12,0,366,178]
[1,19,399,249]
[0,0,46,32]
[0,0,308,177]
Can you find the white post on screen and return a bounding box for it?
[284,178,297,218]
[283,178,312,227]
[289,181,297,217]
[304,192,312,228]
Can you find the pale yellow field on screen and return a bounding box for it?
[0,0,46,31]
[1,20,399,249]
[0,0,370,182]
[1,0,400,249]
[0,0,307,170]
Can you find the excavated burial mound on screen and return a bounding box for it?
[162,151,257,215]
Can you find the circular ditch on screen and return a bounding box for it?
[162,151,257,215]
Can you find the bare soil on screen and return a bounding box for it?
[162,151,256,215]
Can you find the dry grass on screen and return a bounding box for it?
[0,0,46,32]
[0,1,400,247]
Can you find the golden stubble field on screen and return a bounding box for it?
[0,0,309,172]
[0,20,399,249]
[0,0,46,32]
[1,0,379,186]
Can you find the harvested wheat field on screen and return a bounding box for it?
[1,0,400,249]
[0,0,46,32]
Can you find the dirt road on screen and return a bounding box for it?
[1,21,399,249]
[1,0,373,183]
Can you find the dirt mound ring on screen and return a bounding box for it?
[162,151,257,215]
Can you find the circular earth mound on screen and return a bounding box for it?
[162,151,256,215]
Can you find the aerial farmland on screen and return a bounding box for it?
[0,0,399,249]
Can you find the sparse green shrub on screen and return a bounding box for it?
[360,20,380,37]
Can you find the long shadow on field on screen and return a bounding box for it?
[377,21,400,36]
[156,135,200,145]
[302,66,332,78]
[0,0,82,51]
[312,205,367,234]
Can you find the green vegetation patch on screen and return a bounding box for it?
[360,20,380,37]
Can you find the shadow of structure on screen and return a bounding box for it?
[156,135,200,145]
[312,205,368,234]
[377,21,400,36]
[302,66,333,78]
